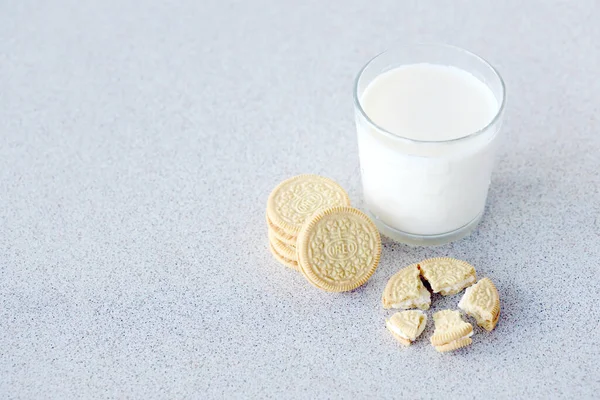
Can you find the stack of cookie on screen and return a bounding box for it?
[266,174,382,292]
[266,217,299,270]
[266,174,351,271]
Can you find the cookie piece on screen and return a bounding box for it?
[296,206,381,292]
[418,257,476,296]
[382,264,431,310]
[266,175,351,236]
[434,337,473,353]
[430,310,473,352]
[458,277,500,331]
[386,310,427,346]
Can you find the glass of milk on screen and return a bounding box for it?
[354,44,506,245]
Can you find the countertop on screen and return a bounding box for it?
[1,1,599,398]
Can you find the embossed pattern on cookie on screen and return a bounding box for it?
[418,257,476,295]
[458,277,500,331]
[296,206,381,292]
[382,264,431,310]
[267,175,351,236]
[386,310,427,346]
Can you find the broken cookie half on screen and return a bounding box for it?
[386,310,427,347]
[458,277,500,331]
[418,257,476,296]
[382,264,431,310]
[430,309,474,353]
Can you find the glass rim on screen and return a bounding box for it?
[353,43,506,144]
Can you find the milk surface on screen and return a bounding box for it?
[357,63,500,236]
[362,64,498,141]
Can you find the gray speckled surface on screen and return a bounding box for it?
[1,0,599,398]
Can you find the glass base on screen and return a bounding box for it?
[367,211,484,246]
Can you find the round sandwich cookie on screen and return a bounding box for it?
[268,229,297,262]
[268,241,299,271]
[266,175,351,237]
[297,206,381,292]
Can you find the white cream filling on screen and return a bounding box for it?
[458,285,474,309]
[391,286,431,309]
[459,288,490,322]
[415,318,427,338]
[458,299,476,322]
[387,322,411,340]
[459,304,491,324]
[386,315,427,341]
[440,275,476,294]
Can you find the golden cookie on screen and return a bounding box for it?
[388,329,412,347]
[418,257,476,296]
[266,175,351,236]
[268,229,297,261]
[458,277,500,331]
[430,310,473,347]
[268,241,299,271]
[296,206,381,292]
[386,310,427,347]
[266,214,297,246]
[434,337,473,353]
[382,264,431,310]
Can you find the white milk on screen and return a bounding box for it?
[357,63,501,236]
